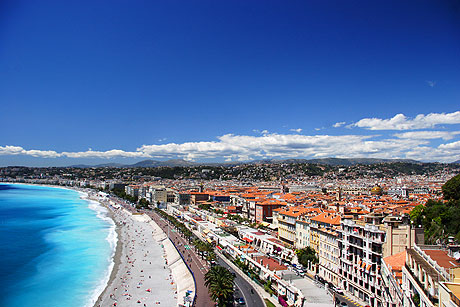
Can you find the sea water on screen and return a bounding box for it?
[0,184,116,307]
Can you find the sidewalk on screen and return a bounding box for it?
[147,214,196,306]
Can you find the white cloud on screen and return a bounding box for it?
[439,141,460,151]
[62,149,150,159]
[289,128,302,133]
[393,131,460,141]
[2,128,460,162]
[333,122,346,128]
[353,111,460,130]
[0,146,61,158]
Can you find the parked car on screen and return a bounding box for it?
[335,288,344,295]
[238,297,246,305]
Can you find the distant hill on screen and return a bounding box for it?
[70,162,125,168]
[308,157,420,166]
[71,159,197,168]
[131,159,197,167]
[249,157,421,166]
[452,160,460,164]
[69,157,422,168]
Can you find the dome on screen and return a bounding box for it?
[371,185,383,195]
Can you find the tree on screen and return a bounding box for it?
[204,265,235,307]
[194,240,207,259]
[443,174,460,201]
[138,198,150,209]
[296,247,318,269]
[410,205,424,226]
[206,251,217,264]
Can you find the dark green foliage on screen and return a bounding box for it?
[443,174,460,201]
[410,199,460,244]
[410,205,424,226]
[153,208,196,243]
[412,293,420,307]
[138,198,150,209]
[409,176,460,244]
[296,247,318,267]
[204,265,235,307]
[112,188,138,203]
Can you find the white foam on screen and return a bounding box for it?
[81,195,118,307]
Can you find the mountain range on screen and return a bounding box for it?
[70,157,427,168]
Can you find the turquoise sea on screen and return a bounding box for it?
[0,184,116,307]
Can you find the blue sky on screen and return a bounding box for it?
[1,0,460,166]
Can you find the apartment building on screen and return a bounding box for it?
[338,213,420,307]
[255,200,286,223]
[402,245,460,307]
[439,281,460,307]
[338,216,386,306]
[278,206,316,246]
[295,216,311,249]
[381,251,406,307]
[148,185,167,204]
[309,212,341,285]
[125,184,140,197]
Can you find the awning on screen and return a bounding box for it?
[217,246,222,250]
[260,222,270,227]
[207,238,213,244]
[243,237,253,243]
[203,228,210,234]
[366,264,372,271]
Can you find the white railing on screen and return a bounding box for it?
[413,244,450,281]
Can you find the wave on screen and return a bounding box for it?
[81,194,118,307]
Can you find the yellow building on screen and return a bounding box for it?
[309,212,341,282]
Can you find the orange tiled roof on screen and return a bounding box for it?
[310,212,341,225]
[383,250,406,271]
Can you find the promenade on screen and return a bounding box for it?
[148,210,215,307]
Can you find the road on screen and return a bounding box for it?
[148,210,214,307]
[333,292,364,307]
[216,256,265,307]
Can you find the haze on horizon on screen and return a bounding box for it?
[1,0,460,167]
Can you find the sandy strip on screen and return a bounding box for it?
[94,205,177,307]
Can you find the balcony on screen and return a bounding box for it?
[404,264,439,306]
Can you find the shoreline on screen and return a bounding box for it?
[1,182,190,306]
[90,198,178,306]
[1,183,122,307]
[92,202,123,307]
[0,182,121,307]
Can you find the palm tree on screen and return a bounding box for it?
[204,265,235,307]
[206,251,217,264]
[193,240,206,258]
